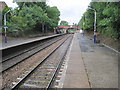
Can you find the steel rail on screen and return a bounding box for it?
[11,35,72,90]
[46,35,73,89]
[2,35,65,63]
[1,35,66,73]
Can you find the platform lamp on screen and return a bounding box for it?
[4,8,19,43]
[88,6,97,43]
[4,10,11,43]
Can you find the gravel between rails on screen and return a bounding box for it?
[2,35,65,62]
[2,35,66,72]
[14,34,73,89]
[2,35,70,89]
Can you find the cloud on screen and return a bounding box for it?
[0,0,18,8]
[1,0,91,25]
[47,0,91,24]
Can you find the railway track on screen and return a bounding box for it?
[2,34,73,89]
[10,34,73,89]
[12,36,72,90]
[2,35,64,63]
[1,35,66,72]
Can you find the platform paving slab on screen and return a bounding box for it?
[63,33,90,88]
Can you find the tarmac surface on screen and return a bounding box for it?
[62,33,118,88]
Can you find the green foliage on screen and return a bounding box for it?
[2,2,60,36]
[2,6,12,25]
[46,6,60,27]
[79,2,120,39]
[98,18,110,27]
[60,20,68,25]
[0,11,2,26]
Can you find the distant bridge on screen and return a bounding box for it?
[58,25,79,29]
[58,25,79,33]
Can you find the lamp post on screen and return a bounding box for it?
[4,10,11,43]
[88,7,97,43]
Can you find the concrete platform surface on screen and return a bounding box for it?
[77,33,118,88]
[62,33,118,88]
[63,33,90,88]
[0,34,61,50]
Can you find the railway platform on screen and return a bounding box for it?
[0,34,62,50]
[63,33,90,88]
[58,33,118,88]
[1,33,118,89]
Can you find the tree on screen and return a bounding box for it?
[46,6,60,30]
[79,2,120,39]
[5,2,60,36]
[60,20,68,25]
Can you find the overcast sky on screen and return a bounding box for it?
[1,0,91,25]
[47,0,91,24]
